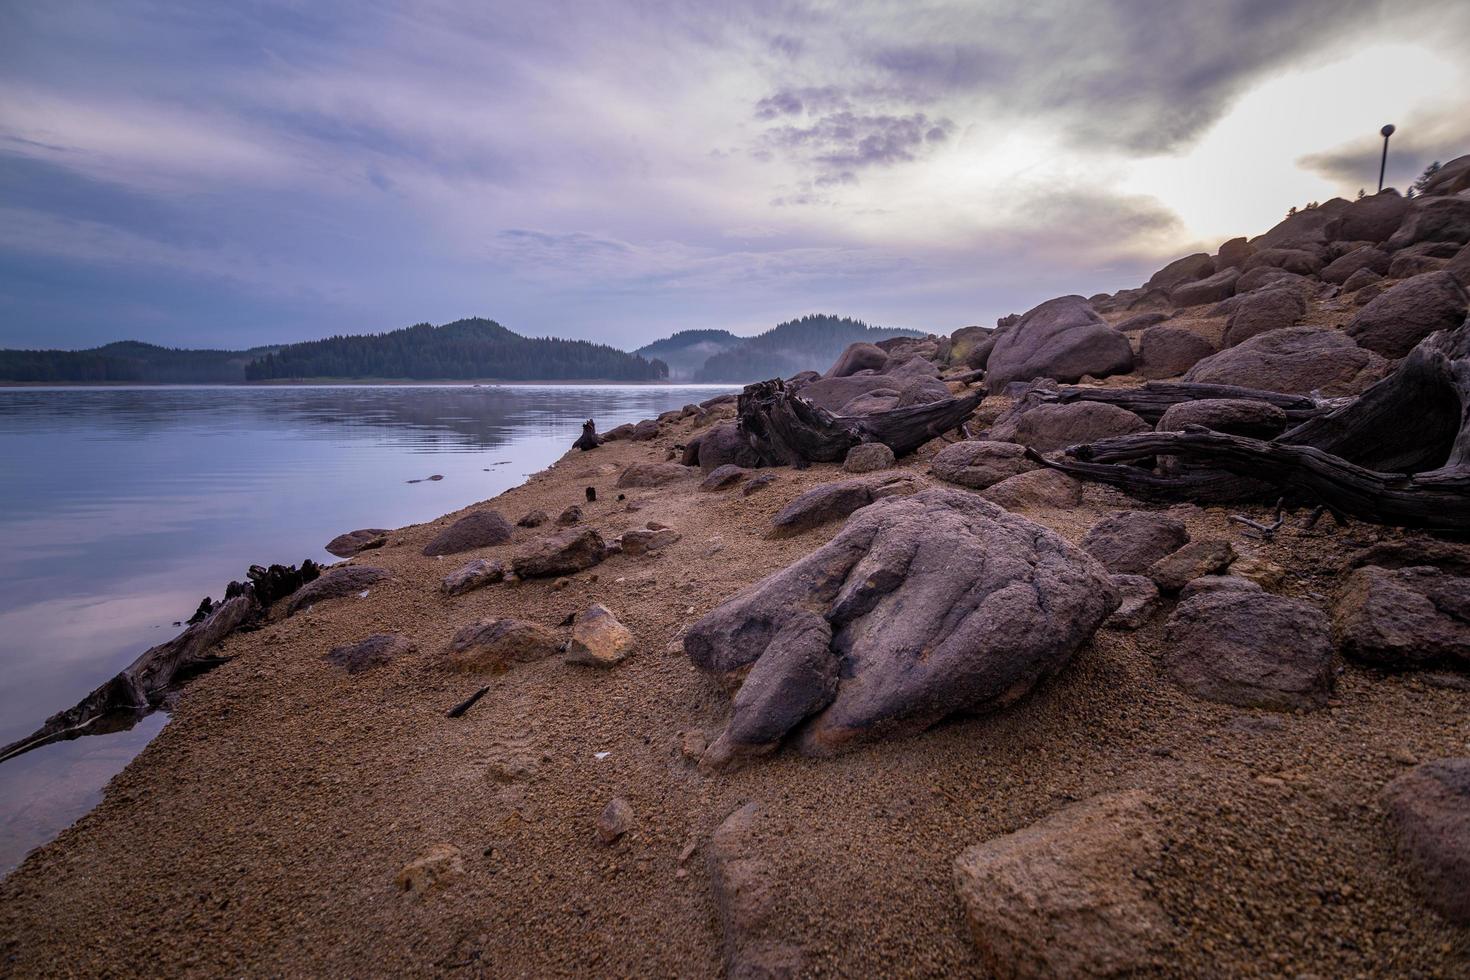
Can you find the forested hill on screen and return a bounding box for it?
[633,329,742,381]
[0,341,271,383]
[692,315,923,382]
[245,319,667,381]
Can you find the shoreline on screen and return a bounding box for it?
[0,379,738,389]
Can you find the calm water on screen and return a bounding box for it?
[0,384,734,874]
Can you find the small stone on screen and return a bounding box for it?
[565,603,634,666]
[700,464,750,491]
[1147,539,1236,593]
[679,730,708,761]
[443,618,561,672]
[517,509,549,528]
[556,505,583,527]
[1105,574,1161,630]
[1229,556,1287,590]
[551,577,570,591]
[596,797,634,844]
[395,844,464,895]
[441,558,506,596]
[1393,747,1420,766]
[619,527,682,555]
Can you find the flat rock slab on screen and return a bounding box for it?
[422,510,514,556]
[616,462,696,488]
[324,528,388,558]
[443,618,561,671]
[1333,565,1470,671]
[1164,591,1334,710]
[930,440,1037,489]
[981,469,1084,510]
[699,464,750,491]
[688,488,1118,762]
[325,633,416,674]
[954,790,1173,978]
[440,558,506,596]
[768,473,923,538]
[1383,758,1470,924]
[1081,511,1189,575]
[286,566,390,616]
[1147,539,1235,593]
[512,527,607,579]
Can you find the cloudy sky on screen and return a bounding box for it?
[2,0,1468,351]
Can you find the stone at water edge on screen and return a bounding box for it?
[285,565,390,616]
[325,633,416,674]
[324,528,389,558]
[422,510,514,557]
[688,488,1119,762]
[512,527,607,579]
[1382,759,1470,924]
[565,603,634,666]
[1080,511,1189,575]
[841,442,896,473]
[440,558,506,596]
[954,790,1173,978]
[443,618,561,671]
[595,797,635,844]
[1163,591,1334,710]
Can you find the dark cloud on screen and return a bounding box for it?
[754,91,803,119]
[759,110,955,182]
[1298,109,1470,192]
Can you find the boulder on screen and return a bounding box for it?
[1332,565,1470,671]
[1417,154,1470,197]
[1354,281,1387,305]
[615,462,695,488]
[1233,266,1310,294]
[1341,267,1383,293]
[697,422,763,474]
[990,402,1150,454]
[286,565,390,615]
[930,440,1038,489]
[1330,190,1409,243]
[1080,511,1189,574]
[891,376,951,408]
[1145,252,1214,292]
[1386,197,1470,251]
[443,618,560,671]
[1156,398,1288,439]
[1243,247,1323,276]
[512,527,607,579]
[325,528,388,558]
[1382,759,1470,924]
[1105,574,1162,630]
[981,469,1084,510]
[556,505,582,527]
[793,375,900,413]
[516,509,549,528]
[1115,312,1170,332]
[1321,245,1390,284]
[1252,198,1347,250]
[1137,326,1216,379]
[1127,288,1173,312]
[700,464,750,491]
[949,325,996,368]
[985,296,1134,388]
[1215,237,1254,270]
[325,633,415,674]
[422,510,514,556]
[440,558,506,596]
[709,803,804,977]
[954,791,1172,978]
[1387,252,1448,279]
[565,603,634,666]
[1185,327,1390,396]
[1169,267,1239,306]
[1163,592,1334,709]
[1179,575,1263,601]
[826,342,888,377]
[1147,539,1236,593]
[841,442,895,473]
[1447,242,1470,288]
[1346,271,1469,358]
[836,390,900,415]
[687,489,1118,761]
[617,526,681,555]
[768,473,923,538]
[1221,287,1307,348]
[628,418,660,441]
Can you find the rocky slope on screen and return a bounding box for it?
[2,166,1469,977]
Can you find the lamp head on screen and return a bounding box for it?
[1381,124,1396,138]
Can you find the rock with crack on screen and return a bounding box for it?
[1333,565,1470,671]
[1147,539,1236,593]
[953,790,1173,979]
[512,527,607,579]
[1164,591,1334,709]
[440,558,506,596]
[565,603,634,666]
[325,633,416,674]
[325,528,388,558]
[708,802,804,978]
[1105,574,1162,630]
[443,618,561,671]
[422,510,513,557]
[617,527,681,556]
[687,489,1119,763]
[1080,511,1189,575]
[767,473,924,538]
[286,566,390,616]
[1382,758,1470,924]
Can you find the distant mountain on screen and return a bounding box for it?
[633,329,742,381]
[0,341,273,383]
[691,315,924,383]
[245,318,667,382]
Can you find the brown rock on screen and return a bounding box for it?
[1331,189,1409,243]
[709,803,804,978]
[826,342,888,377]
[512,527,607,579]
[1147,539,1236,592]
[1137,326,1215,379]
[1333,565,1470,671]
[1081,511,1189,574]
[1386,196,1470,251]
[1222,287,1307,348]
[1185,327,1390,396]
[444,618,560,671]
[324,528,388,558]
[1341,266,1383,293]
[565,603,634,666]
[985,295,1134,388]
[1156,399,1287,439]
[1179,575,1263,601]
[700,464,750,491]
[1105,574,1162,630]
[422,510,514,556]
[440,558,506,596]
[930,440,1037,489]
[1170,267,1239,306]
[616,462,695,488]
[841,442,896,473]
[286,565,390,616]
[618,527,680,555]
[1346,271,1469,358]
[742,472,778,496]
[595,797,634,844]
[954,790,1172,979]
[325,633,415,674]
[1382,759,1470,924]
[516,509,549,528]
[768,473,924,538]
[395,844,464,895]
[1321,245,1390,284]
[555,505,583,527]
[1145,252,1214,291]
[981,469,1084,510]
[1242,247,1324,276]
[991,402,1149,454]
[1216,236,1254,270]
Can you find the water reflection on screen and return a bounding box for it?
[0,384,734,873]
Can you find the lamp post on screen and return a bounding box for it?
[1378,124,1395,193]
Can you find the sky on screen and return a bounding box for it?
[2,0,1469,352]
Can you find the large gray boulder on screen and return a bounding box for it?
[696,421,763,474]
[1169,267,1239,306]
[422,510,513,556]
[1386,197,1470,251]
[825,342,888,377]
[1382,759,1470,924]
[796,375,902,413]
[1251,198,1348,250]
[1144,252,1214,292]
[1156,398,1288,439]
[990,402,1150,453]
[930,440,1038,489]
[1185,327,1390,396]
[1320,245,1390,284]
[1417,154,1470,197]
[1345,271,1469,358]
[985,296,1134,388]
[1221,287,1307,348]
[1333,565,1470,671]
[685,489,1118,763]
[1137,326,1215,379]
[1329,190,1409,243]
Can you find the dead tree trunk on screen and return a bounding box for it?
[1003,377,1334,425]
[737,378,983,468]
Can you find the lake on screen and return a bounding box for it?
[0,383,736,874]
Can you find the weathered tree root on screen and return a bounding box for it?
[1011,379,1334,425]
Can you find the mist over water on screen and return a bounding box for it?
[0,383,734,874]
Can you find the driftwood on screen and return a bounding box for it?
[446,685,491,718]
[1007,378,1334,425]
[1032,318,1470,530]
[573,419,602,451]
[737,378,984,468]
